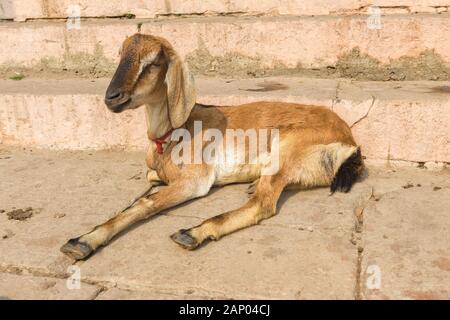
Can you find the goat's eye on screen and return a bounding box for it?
[152,62,161,67]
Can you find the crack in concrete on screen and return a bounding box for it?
[351,95,376,128]
[154,11,252,19]
[352,187,374,300]
[92,286,193,300]
[0,262,232,299]
[0,264,107,297]
[82,274,234,299]
[388,157,449,167]
[333,5,450,15]
[349,184,414,299]
[8,6,450,23]
[0,263,66,279]
[23,15,138,22]
[354,248,363,299]
[349,182,434,300]
[331,80,342,111]
[90,286,107,300]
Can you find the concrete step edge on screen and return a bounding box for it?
[2,0,449,21]
[0,77,449,164]
[1,14,449,81]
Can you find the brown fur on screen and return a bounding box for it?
[60,34,364,260]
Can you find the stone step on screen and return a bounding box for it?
[2,0,449,21]
[1,14,449,80]
[0,76,448,164]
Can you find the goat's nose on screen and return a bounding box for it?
[105,90,123,101]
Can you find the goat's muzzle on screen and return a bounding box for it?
[104,89,131,113]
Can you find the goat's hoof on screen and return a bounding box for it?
[60,237,93,260]
[170,229,199,250]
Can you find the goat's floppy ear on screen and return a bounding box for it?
[162,46,196,128]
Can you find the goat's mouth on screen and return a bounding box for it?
[105,95,132,113]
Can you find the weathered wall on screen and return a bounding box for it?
[1,0,450,20]
[1,14,450,80]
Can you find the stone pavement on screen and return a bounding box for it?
[0,147,449,299]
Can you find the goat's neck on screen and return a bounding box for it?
[144,95,172,140]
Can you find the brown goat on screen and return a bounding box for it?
[60,34,364,260]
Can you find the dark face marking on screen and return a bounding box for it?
[104,34,166,113]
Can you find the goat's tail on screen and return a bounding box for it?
[330,146,364,193]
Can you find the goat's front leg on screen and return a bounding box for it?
[61,179,212,260]
[171,174,287,250]
[146,169,163,185]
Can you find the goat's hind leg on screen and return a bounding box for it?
[171,174,287,250]
[170,143,363,250]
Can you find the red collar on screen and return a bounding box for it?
[150,129,174,154]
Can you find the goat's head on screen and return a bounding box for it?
[105,33,196,128]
